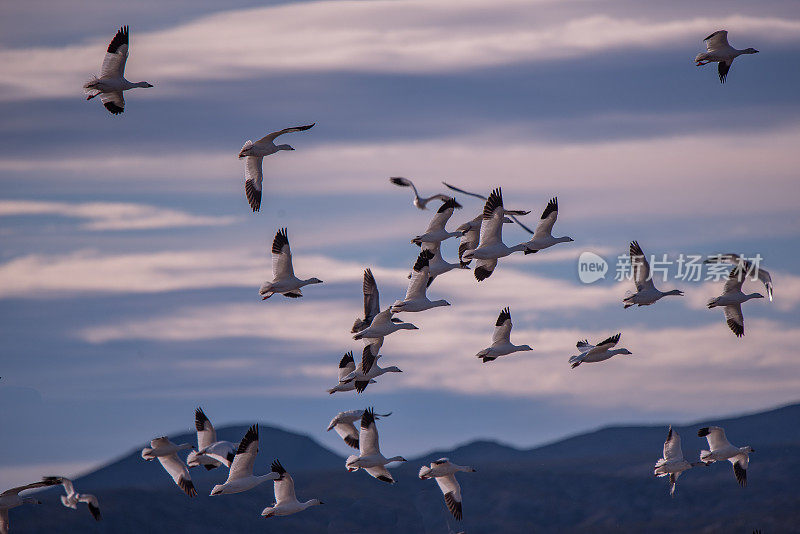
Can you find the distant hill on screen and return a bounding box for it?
[11,402,800,533]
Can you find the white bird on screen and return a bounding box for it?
[653,427,701,496]
[141,437,196,497]
[341,345,403,393]
[210,425,279,495]
[345,408,407,483]
[391,250,451,313]
[260,460,323,518]
[411,198,463,245]
[569,333,632,368]
[414,241,468,287]
[83,26,153,115]
[353,309,418,340]
[707,265,764,337]
[462,188,530,281]
[327,351,377,394]
[238,123,315,212]
[454,213,514,268]
[0,478,63,534]
[695,30,759,83]
[443,181,535,233]
[326,409,391,450]
[475,307,532,363]
[352,269,381,333]
[44,477,101,521]
[697,426,754,486]
[704,254,773,302]
[259,228,323,299]
[187,407,236,470]
[522,197,574,254]
[419,458,476,521]
[390,177,450,210]
[623,241,683,308]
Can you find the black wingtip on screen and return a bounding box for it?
[270,459,287,475]
[103,101,124,115]
[697,427,710,437]
[271,228,289,254]
[179,478,197,498]
[376,475,394,483]
[194,407,209,431]
[237,425,259,454]
[483,188,503,219]
[339,351,354,367]
[361,407,375,428]
[727,318,744,337]
[107,26,129,54]
[444,492,463,520]
[203,464,218,471]
[437,197,462,212]
[474,266,492,281]
[540,197,558,220]
[344,436,359,449]
[88,503,102,521]
[734,462,747,487]
[412,250,434,272]
[245,179,261,212]
[495,307,511,326]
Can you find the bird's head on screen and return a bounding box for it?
[210,485,224,496]
[743,48,759,54]
[278,144,295,151]
[620,349,633,355]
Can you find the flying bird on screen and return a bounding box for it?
[695,30,758,83]
[623,241,683,308]
[239,123,315,211]
[389,177,450,210]
[419,458,476,521]
[210,425,279,495]
[326,409,391,450]
[341,345,403,393]
[1,478,64,533]
[44,477,101,521]
[698,426,754,486]
[187,408,236,470]
[391,250,451,312]
[475,308,532,363]
[411,198,463,245]
[413,241,468,287]
[353,309,418,340]
[707,265,764,337]
[704,254,773,301]
[569,333,632,368]
[141,437,196,497]
[522,197,574,254]
[260,460,323,518]
[83,26,153,115]
[352,269,381,333]
[327,351,377,394]
[653,427,702,496]
[259,228,323,299]
[345,408,407,483]
[443,181,534,233]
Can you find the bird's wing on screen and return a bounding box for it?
[99,91,124,115]
[359,345,377,376]
[244,156,264,211]
[473,258,497,282]
[442,181,487,200]
[532,197,558,239]
[724,304,744,337]
[363,268,380,322]
[478,188,505,246]
[60,478,75,497]
[157,454,195,496]
[195,407,217,450]
[723,265,746,293]
[0,478,61,497]
[718,59,732,83]
[359,408,381,456]
[150,437,171,449]
[100,26,129,78]
[405,250,433,300]
[0,509,8,534]
[337,352,355,382]
[729,454,749,486]
[698,426,732,450]
[257,123,315,144]
[591,333,621,353]
[78,494,101,521]
[663,426,683,461]
[706,254,772,301]
[435,474,463,521]
[389,176,419,197]
[629,241,653,291]
[364,464,394,483]
[270,460,298,504]
[226,425,259,481]
[704,30,730,52]
[492,307,512,344]
[758,268,773,301]
[334,422,360,449]
[423,198,461,232]
[271,228,294,279]
[576,339,593,352]
[459,224,480,265]
[203,441,236,467]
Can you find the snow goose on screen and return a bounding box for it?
[187,407,236,470]
[44,477,101,521]
[0,478,64,533]
[141,437,196,497]
[390,177,450,210]
[353,308,418,340]
[239,123,315,212]
[443,181,534,233]
[83,26,153,115]
[653,427,702,496]
[259,228,323,299]
[341,346,402,393]
[327,409,391,449]
[695,30,758,83]
[697,426,754,486]
[705,254,773,301]
[623,241,683,308]
[410,241,468,287]
[391,250,451,312]
[707,265,764,337]
[412,198,463,245]
[352,269,380,333]
[419,458,476,521]
[522,197,574,254]
[454,213,514,268]
[345,408,407,483]
[211,425,279,495]
[462,188,530,281]
[569,333,632,368]
[476,308,532,363]
[327,351,377,394]
[261,460,323,518]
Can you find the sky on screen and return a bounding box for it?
[1,0,799,488]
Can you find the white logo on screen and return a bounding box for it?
[578,252,608,284]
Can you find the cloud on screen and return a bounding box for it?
[0,199,236,231]
[1,0,799,100]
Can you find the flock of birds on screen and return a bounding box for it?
[0,22,772,533]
